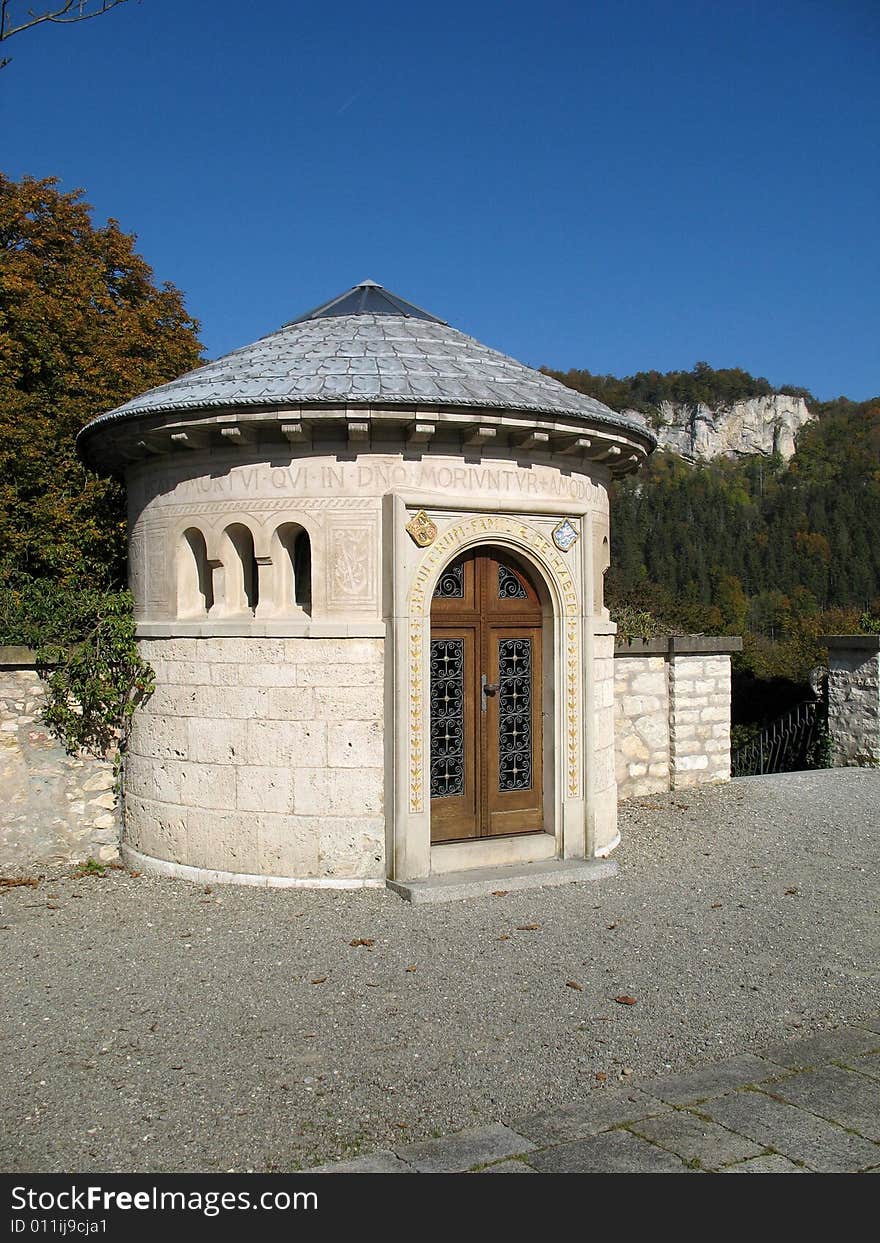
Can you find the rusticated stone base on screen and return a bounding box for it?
[126,636,385,880]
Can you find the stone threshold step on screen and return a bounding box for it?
[387,857,617,904]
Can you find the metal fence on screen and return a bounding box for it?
[731,699,825,777]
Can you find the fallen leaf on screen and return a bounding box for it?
[516,923,541,931]
[594,1071,608,1082]
[785,887,799,896]
[497,934,510,941]
[350,938,375,947]
[614,995,638,1006]
[492,890,509,897]
[394,1122,408,1129]
[310,977,327,985]
[0,876,39,890]
[565,981,584,991]
[405,966,417,973]
[129,871,141,878]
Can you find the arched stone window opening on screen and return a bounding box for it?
[178,527,213,618]
[272,523,312,615]
[593,525,611,614]
[223,523,259,615]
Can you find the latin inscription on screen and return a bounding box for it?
[153,460,605,507]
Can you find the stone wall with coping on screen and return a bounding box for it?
[126,636,385,879]
[823,636,880,766]
[614,637,740,798]
[0,647,119,871]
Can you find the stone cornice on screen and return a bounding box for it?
[79,402,655,481]
[614,635,743,656]
[821,635,880,652]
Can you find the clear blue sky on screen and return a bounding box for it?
[2,0,878,400]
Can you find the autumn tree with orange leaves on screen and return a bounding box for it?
[0,172,202,587]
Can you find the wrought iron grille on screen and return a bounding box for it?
[430,638,465,797]
[498,564,528,599]
[731,699,824,777]
[433,562,464,598]
[498,638,532,790]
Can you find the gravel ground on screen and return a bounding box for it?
[1,769,878,1173]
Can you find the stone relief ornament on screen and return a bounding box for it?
[552,518,580,552]
[406,509,438,548]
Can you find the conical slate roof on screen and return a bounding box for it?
[81,282,650,445]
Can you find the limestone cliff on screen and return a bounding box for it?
[625,394,814,461]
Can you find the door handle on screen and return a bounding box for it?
[481,675,498,712]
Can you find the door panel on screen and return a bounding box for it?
[430,551,545,844]
[485,626,544,836]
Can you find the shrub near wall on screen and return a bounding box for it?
[0,647,120,870]
[0,585,154,872]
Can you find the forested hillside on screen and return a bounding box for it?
[544,360,809,421]
[552,364,880,688]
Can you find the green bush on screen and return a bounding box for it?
[0,581,153,764]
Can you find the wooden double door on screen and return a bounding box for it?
[430,550,544,843]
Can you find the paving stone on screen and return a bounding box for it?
[642,1054,779,1105]
[311,1150,414,1173]
[843,1052,880,1084]
[765,1065,880,1141]
[722,1155,807,1173]
[630,1110,764,1168]
[697,1089,880,1172]
[528,1128,694,1174]
[476,1159,537,1173]
[761,1026,880,1070]
[510,1087,669,1145]
[395,1123,535,1173]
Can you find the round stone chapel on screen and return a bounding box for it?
[77,281,655,897]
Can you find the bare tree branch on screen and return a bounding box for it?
[0,2,130,68]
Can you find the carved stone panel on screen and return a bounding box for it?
[326,519,378,612]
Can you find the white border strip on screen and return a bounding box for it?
[121,846,386,890]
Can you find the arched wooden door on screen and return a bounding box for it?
[430,550,544,844]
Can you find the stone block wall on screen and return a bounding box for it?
[614,637,740,798]
[0,648,119,872]
[613,654,670,797]
[824,637,880,766]
[126,636,385,880]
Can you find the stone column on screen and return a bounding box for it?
[823,636,880,766]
